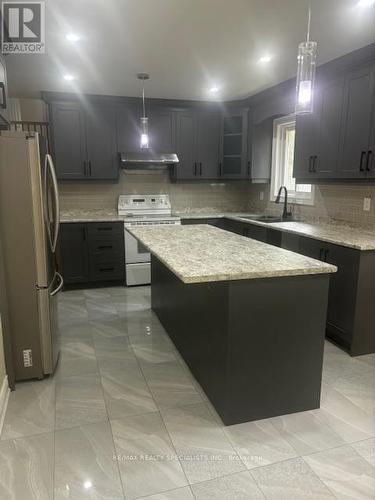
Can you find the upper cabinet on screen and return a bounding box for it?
[250,116,275,183]
[174,109,220,180]
[0,55,9,127]
[220,110,248,179]
[294,62,375,182]
[50,101,118,181]
[338,65,375,179]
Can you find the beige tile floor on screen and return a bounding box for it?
[0,285,374,499]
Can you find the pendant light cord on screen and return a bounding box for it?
[306,0,311,43]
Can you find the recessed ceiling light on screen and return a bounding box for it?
[357,0,375,6]
[65,33,81,42]
[209,86,219,93]
[63,74,76,81]
[258,55,272,64]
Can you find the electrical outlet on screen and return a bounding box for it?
[260,191,264,201]
[23,349,33,367]
[363,197,371,212]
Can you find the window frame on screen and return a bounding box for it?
[270,115,315,206]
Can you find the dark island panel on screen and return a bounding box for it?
[151,255,330,425]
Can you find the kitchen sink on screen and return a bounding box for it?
[240,215,285,223]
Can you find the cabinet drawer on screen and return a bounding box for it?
[88,238,124,256]
[87,222,123,237]
[89,257,124,282]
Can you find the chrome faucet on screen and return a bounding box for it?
[275,186,292,220]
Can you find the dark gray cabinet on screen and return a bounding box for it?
[51,102,118,180]
[85,105,118,180]
[60,222,125,287]
[294,79,344,180]
[60,223,89,284]
[50,102,87,180]
[0,55,9,126]
[116,104,141,152]
[148,107,175,154]
[174,110,220,180]
[250,117,275,182]
[220,111,249,179]
[294,63,375,182]
[174,111,196,180]
[197,112,220,179]
[339,65,375,179]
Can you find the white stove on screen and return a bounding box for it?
[118,195,180,285]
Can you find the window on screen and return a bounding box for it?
[270,115,314,205]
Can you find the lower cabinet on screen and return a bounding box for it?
[60,222,125,287]
[185,216,375,356]
[292,235,375,356]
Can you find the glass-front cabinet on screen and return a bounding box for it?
[220,110,249,179]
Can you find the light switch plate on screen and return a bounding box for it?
[363,197,371,211]
[260,191,264,201]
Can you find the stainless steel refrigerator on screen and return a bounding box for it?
[0,130,62,380]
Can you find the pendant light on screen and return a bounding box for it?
[295,2,317,114]
[138,73,150,149]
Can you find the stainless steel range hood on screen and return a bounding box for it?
[120,152,179,169]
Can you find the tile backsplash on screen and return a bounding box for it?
[59,171,254,214]
[59,171,375,226]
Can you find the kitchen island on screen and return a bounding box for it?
[128,225,336,425]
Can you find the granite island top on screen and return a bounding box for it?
[60,209,375,251]
[128,224,336,283]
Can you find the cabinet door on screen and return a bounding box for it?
[175,111,197,180]
[116,105,141,152]
[51,102,87,180]
[85,105,118,180]
[196,111,220,179]
[293,111,320,180]
[324,243,359,343]
[338,66,375,178]
[0,55,9,125]
[298,236,325,260]
[251,117,274,182]
[243,224,267,242]
[314,79,345,178]
[148,107,175,154]
[60,224,89,284]
[220,112,248,179]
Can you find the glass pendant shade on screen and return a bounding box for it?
[296,40,317,114]
[140,116,149,149]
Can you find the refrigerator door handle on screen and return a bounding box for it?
[50,271,64,296]
[44,154,60,253]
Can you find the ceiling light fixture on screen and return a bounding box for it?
[65,33,81,42]
[138,73,150,149]
[295,1,317,114]
[357,0,375,6]
[209,86,219,93]
[258,55,272,64]
[63,74,76,81]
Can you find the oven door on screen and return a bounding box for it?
[125,228,150,264]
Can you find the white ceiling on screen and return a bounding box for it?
[5,0,375,101]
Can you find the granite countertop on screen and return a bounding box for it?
[228,216,375,251]
[128,224,336,284]
[60,209,124,222]
[59,209,375,251]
